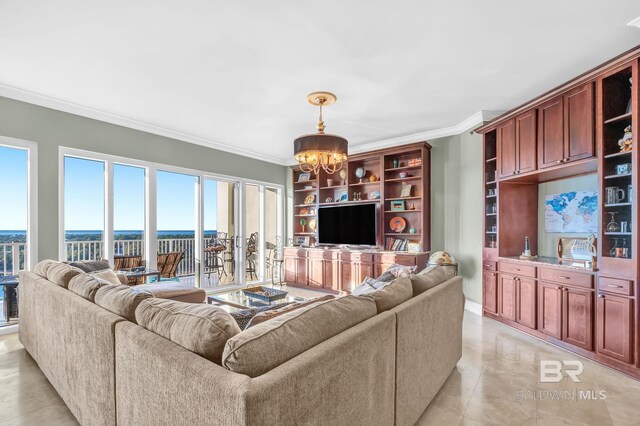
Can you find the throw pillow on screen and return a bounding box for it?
[94,285,152,323]
[229,303,295,330]
[352,281,376,296]
[67,259,110,273]
[89,268,122,286]
[246,295,335,328]
[385,263,417,278]
[68,273,112,302]
[136,299,241,365]
[410,266,448,296]
[366,276,413,313]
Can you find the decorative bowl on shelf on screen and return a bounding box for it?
[389,216,407,232]
[399,172,408,178]
[242,286,288,303]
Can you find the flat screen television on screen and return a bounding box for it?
[318,203,377,246]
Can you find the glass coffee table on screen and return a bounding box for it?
[207,288,306,310]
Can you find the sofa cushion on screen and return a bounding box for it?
[94,285,152,323]
[386,263,417,278]
[246,294,335,328]
[131,282,206,304]
[229,303,295,330]
[68,273,112,302]
[410,266,449,296]
[135,299,241,364]
[67,259,110,273]
[45,262,84,288]
[222,295,377,377]
[89,269,122,286]
[366,276,413,313]
[33,259,61,279]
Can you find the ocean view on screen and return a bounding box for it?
[0,230,218,244]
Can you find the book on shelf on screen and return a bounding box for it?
[385,237,408,251]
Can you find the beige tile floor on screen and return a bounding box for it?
[1,309,639,425]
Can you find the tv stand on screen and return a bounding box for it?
[283,247,429,293]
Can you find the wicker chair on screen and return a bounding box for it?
[113,255,144,285]
[156,251,185,279]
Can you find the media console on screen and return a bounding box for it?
[283,247,430,293]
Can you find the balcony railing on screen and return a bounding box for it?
[0,242,26,276]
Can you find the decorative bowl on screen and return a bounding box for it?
[242,286,288,303]
[399,172,408,178]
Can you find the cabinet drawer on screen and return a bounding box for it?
[598,277,633,296]
[308,250,333,260]
[499,262,536,278]
[540,268,593,289]
[483,260,497,271]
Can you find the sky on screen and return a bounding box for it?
[0,146,28,230]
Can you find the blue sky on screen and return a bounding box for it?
[0,146,28,230]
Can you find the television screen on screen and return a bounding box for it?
[318,203,377,245]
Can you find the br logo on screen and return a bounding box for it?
[540,360,584,383]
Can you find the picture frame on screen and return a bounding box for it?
[339,191,348,202]
[295,236,310,246]
[390,200,405,211]
[400,183,413,198]
[297,172,311,182]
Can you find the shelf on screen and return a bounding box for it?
[485,231,497,234]
[486,195,496,199]
[603,232,632,236]
[294,232,316,235]
[384,209,421,213]
[486,213,497,216]
[349,181,380,187]
[294,204,316,208]
[319,200,381,207]
[604,151,632,159]
[294,214,317,217]
[486,180,497,185]
[385,176,421,183]
[486,157,497,163]
[294,188,317,192]
[386,196,421,201]
[320,185,347,189]
[604,173,632,180]
[604,112,632,124]
[384,233,421,236]
[294,179,316,185]
[384,165,422,172]
[604,202,632,207]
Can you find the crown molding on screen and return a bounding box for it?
[0,83,289,165]
[628,16,640,29]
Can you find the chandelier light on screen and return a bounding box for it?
[294,91,348,174]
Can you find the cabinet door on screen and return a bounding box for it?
[483,270,498,314]
[596,294,633,364]
[497,119,517,179]
[340,261,356,292]
[323,260,339,291]
[538,282,562,339]
[516,277,537,329]
[284,257,297,284]
[515,109,537,174]
[564,83,595,162]
[537,96,565,169]
[562,287,593,351]
[498,275,517,320]
[359,262,375,283]
[296,257,308,286]
[308,258,324,288]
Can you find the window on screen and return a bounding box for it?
[113,164,146,258]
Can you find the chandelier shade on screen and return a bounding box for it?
[293,91,348,174]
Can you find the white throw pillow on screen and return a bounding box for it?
[89,268,122,286]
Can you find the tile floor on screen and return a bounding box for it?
[1,309,639,425]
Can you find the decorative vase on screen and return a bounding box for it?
[370,175,377,182]
[393,158,399,168]
[326,179,334,187]
[409,226,416,234]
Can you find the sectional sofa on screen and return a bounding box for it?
[19,260,464,426]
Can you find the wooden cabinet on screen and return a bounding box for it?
[516,277,537,329]
[283,249,308,286]
[537,83,594,169]
[564,83,595,162]
[497,110,537,178]
[284,256,297,284]
[562,286,593,351]
[537,96,565,168]
[308,256,325,288]
[538,282,563,339]
[498,275,517,320]
[497,120,517,178]
[483,270,498,314]
[596,293,633,364]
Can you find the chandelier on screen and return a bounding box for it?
[294,91,348,174]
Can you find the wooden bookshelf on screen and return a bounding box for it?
[291,142,431,252]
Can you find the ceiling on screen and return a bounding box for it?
[1,1,639,165]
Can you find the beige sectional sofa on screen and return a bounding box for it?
[19,260,464,426]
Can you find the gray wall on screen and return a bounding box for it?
[430,132,483,304]
[537,174,598,257]
[0,96,288,262]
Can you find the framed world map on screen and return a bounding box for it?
[544,190,598,233]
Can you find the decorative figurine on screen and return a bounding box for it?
[369,174,377,182]
[299,218,307,233]
[393,158,399,168]
[519,236,535,260]
[618,125,632,152]
[409,226,417,234]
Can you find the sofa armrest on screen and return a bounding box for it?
[115,321,251,426]
[246,311,397,426]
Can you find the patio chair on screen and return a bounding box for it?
[156,251,185,279]
[246,232,258,281]
[113,255,144,285]
[204,236,227,283]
